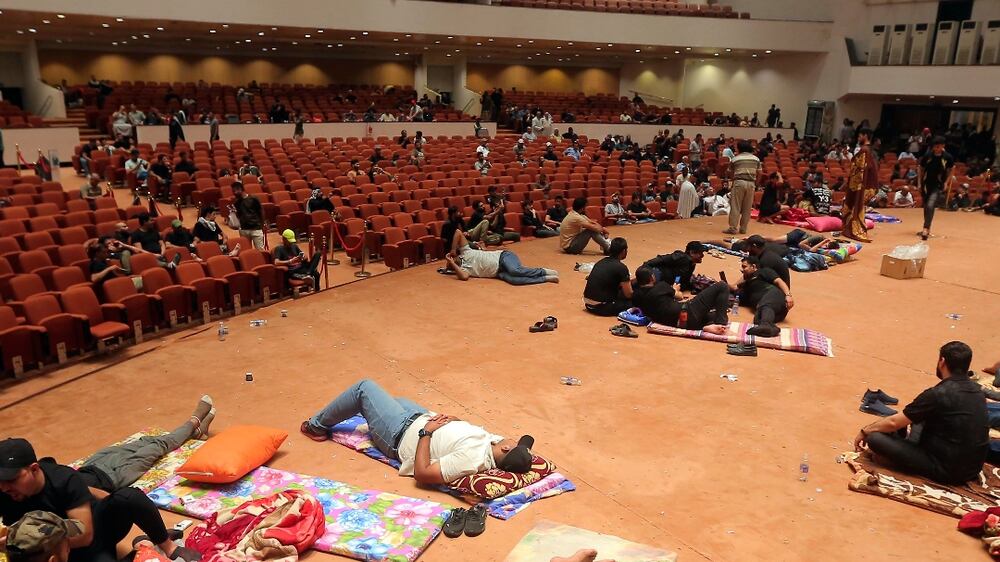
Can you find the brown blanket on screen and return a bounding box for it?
[842,451,1000,518]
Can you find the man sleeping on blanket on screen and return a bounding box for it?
[301,379,534,485]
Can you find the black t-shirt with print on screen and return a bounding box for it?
[919,151,955,190]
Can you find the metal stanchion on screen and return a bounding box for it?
[327,222,341,266]
[322,235,330,290]
[354,224,372,279]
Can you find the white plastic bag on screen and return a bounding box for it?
[888,242,929,260]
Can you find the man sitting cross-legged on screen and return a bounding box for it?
[443,230,558,285]
[854,341,988,485]
[300,379,537,485]
[733,256,794,337]
[632,267,730,335]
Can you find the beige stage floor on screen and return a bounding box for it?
[2,183,997,561]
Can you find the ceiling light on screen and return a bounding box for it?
[394,53,400,56]
[596,47,601,50]
[952,99,959,104]
[556,46,561,49]
[516,44,521,47]
[112,41,118,46]
[405,34,412,37]
[528,56,533,60]
[476,42,482,46]
[327,44,332,47]
[639,60,644,63]
[262,47,267,51]
[351,36,357,40]
[393,38,399,42]
[700,59,705,62]
[447,35,454,39]
[57,14,65,19]
[271,27,277,31]
[209,29,216,33]
[635,49,641,53]
[674,50,680,54]
[568,42,573,45]
[27,28,37,33]
[995,97,1000,101]
[304,34,311,38]
[607,43,613,46]
[455,49,461,52]
[185,38,191,42]
[713,53,719,56]
[574,54,579,57]
[765,50,772,53]
[726,48,732,52]
[404,52,409,55]
[685,47,691,51]
[929,95,935,99]
[15,30,23,34]
[362,31,369,35]
[895,97,901,101]
[156,27,164,31]
[529,40,534,44]
[292,41,298,45]
[424,46,429,50]
[101,23,110,28]
[446,53,452,57]
[752,53,758,57]
[55,39,62,43]
[258,31,264,36]
[42,19,50,24]
[142,34,150,38]
[245,39,251,43]
[535,52,541,55]
[115,17,124,22]
[337,43,343,47]
[545,51,550,55]
[222,24,229,28]
[663,56,668,60]
[488,38,494,42]
[131,35,137,39]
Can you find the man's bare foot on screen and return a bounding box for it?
[703,324,727,335]
[550,549,616,562]
[984,361,1000,375]
[228,242,242,257]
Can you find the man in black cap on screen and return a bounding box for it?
[640,241,706,290]
[0,438,198,561]
[300,379,536,484]
[4,510,83,562]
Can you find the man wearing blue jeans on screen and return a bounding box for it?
[443,230,559,285]
[301,379,536,484]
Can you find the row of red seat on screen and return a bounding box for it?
[488,0,747,18]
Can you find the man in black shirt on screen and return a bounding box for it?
[744,235,791,287]
[164,219,196,253]
[172,152,197,175]
[440,206,465,252]
[273,229,321,290]
[641,241,705,290]
[632,267,730,333]
[855,341,988,484]
[917,136,955,240]
[735,256,794,337]
[546,195,568,224]
[88,239,129,293]
[148,154,172,197]
[233,182,265,250]
[583,237,632,316]
[305,189,335,214]
[0,438,198,562]
[129,213,165,255]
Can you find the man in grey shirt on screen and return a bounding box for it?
[725,140,761,235]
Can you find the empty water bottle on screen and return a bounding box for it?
[560,376,582,386]
[217,322,226,341]
[731,295,740,316]
[249,319,267,327]
[799,453,809,481]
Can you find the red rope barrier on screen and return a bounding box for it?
[331,221,364,252]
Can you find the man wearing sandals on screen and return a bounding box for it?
[443,230,559,285]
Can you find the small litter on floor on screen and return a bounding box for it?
[720,373,739,382]
[946,313,963,320]
[574,262,595,273]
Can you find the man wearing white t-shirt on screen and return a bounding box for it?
[442,230,558,285]
[301,379,536,484]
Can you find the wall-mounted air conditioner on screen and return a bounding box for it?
[909,22,933,65]
[954,20,982,64]
[981,20,1000,65]
[868,24,890,65]
[888,23,912,65]
[932,21,959,65]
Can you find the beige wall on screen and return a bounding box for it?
[618,61,685,106]
[38,50,415,87]
[466,63,619,95]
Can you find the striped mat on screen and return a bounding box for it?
[646,321,834,357]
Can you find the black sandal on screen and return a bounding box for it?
[543,316,558,329]
[464,504,487,537]
[528,321,554,333]
[610,324,638,338]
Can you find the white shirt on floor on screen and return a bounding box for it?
[396,413,501,482]
[458,248,502,278]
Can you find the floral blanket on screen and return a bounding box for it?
[69,429,204,493]
[866,212,902,223]
[504,520,677,562]
[840,451,1000,519]
[149,466,451,562]
[329,415,575,519]
[646,321,835,357]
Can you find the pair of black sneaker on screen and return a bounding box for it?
[443,504,488,538]
[859,389,899,416]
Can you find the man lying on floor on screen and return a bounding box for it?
[0,437,200,562]
[632,267,730,335]
[705,235,791,287]
[733,256,794,337]
[301,379,536,485]
[443,230,559,285]
[854,341,988,485]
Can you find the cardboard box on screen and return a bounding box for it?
[880,255,926,279]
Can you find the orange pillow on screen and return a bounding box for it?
[177,425,287,483]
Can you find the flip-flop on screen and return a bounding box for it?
[464,504,488,537]
[610,324,638,338]
[436,267,454,275]
[528,321,554,333]
[543,316,558,329]
[443,507,468,538]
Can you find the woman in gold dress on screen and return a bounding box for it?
[842,128,877,243]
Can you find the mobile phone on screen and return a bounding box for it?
[719,271,728,283]
[173,519,194,532]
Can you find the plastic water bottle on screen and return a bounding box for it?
[799,454,809,481]
[560,376,582,386]
[249,319,267,327]
[217,322,226,341]
[731,295,740,316]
